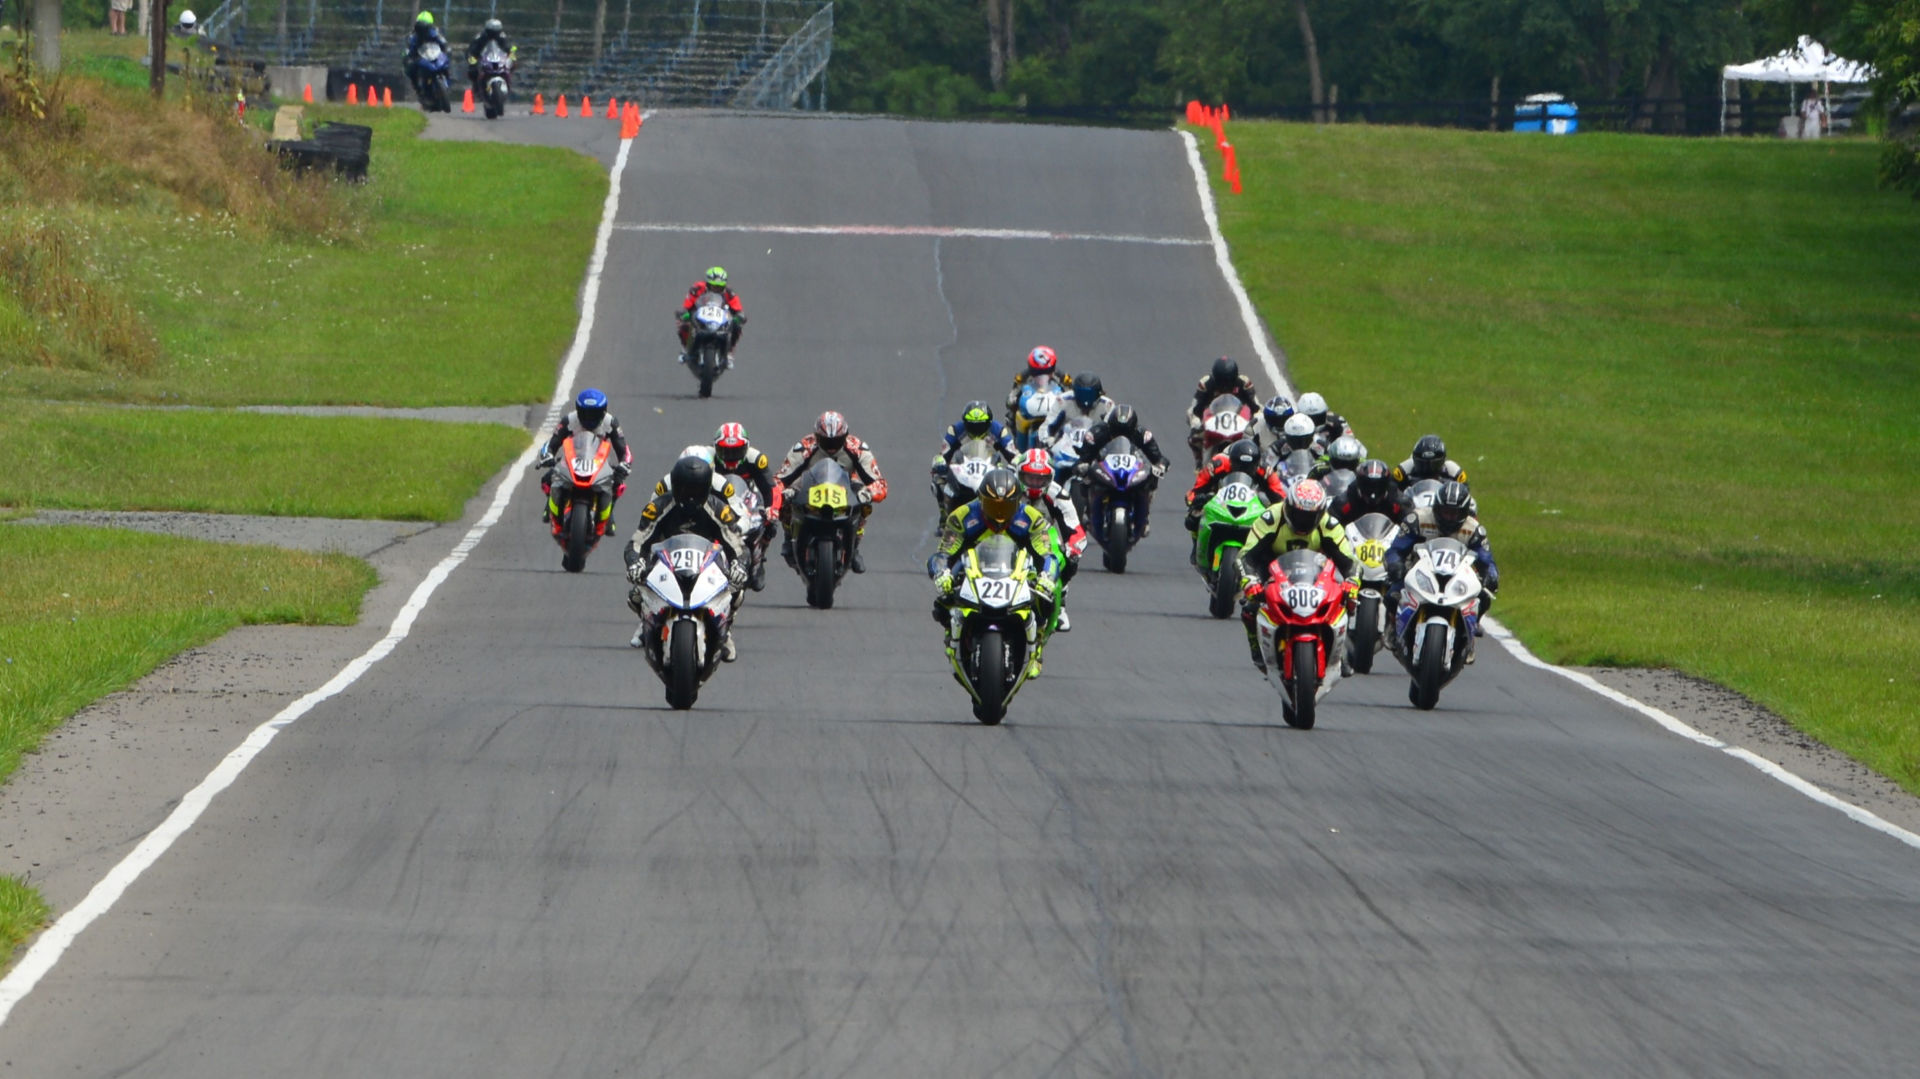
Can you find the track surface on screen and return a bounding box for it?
[5,112,1919,1076]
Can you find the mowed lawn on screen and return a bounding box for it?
[1206,123,1920,792]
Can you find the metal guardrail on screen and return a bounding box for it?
[730,1,828,109]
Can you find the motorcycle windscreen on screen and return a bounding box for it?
[1278,548,1324,586]
[481,41,509,62]
[973,534,1020,578]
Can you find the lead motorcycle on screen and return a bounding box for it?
[1080,435,1153,573]
[787,458,860,608]
[633,534,736,710]
[944,534,1047,725]
[539,429,622,572]
[1252,549,1354,730]
[684,293,734,398]
[1343,511,1400,674]
[1389,537,1484,710]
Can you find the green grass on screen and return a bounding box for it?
[0,875,49,970]
[1206,122,1920,792]
[0,403,529,520]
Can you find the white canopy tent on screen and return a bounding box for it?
[1721,36,1877,135]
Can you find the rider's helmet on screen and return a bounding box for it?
[1261,394,1292,433]
[961,401,993,439]
[813,411,849,456]
[413,10,432,28]
[1071,373,1103,410]
[1109,403,1138,433]
[713,422,749,469]
[1353,459,1394,502]
[1284,478,1330,533]
[979,468,1021,527]
[1433,481,1473,534]
[704,266,728,290]
[1018,450,1053,499]
[1295,391,1329,429]
[574,388,608,430]
[1208,356,1239,390]
[1327,435,1365,473]
[1223,438,1260,476]
[1410,434,1448,478]
[484,17,503,34]
[1282,413,1316,452]
[669,456,713,506]
[176,8,199,31]
[1026,346,1058,377]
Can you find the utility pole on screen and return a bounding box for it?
[149,0,169,98]
[31,0,61,73]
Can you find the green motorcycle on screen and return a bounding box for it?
[1196,470,1272,619]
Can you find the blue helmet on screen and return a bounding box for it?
[1262,394,1293,432]
[575,388,608,429]
[1072,372,1103,409]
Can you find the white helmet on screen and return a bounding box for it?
[1282,414,1315,440]
[1296,391,1328,420]
[176,8,197,29]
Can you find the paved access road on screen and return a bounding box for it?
[5,111,1918,1077]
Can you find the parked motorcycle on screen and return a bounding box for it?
[633,534,736,710]
[1343,512,1400,673]
[944,534,1046,725]
[1390,537,1484,710]
[788,458,859,608]
[1195,394,1253,466]
[1081,435,1153,573]
[1196,470,1269,618]
[1010,377,1064,451]
[1252,549,1354,729]
[540,430,621,572]
[477,40,512,119]
[685,293,734,398]
[411,41,453,112]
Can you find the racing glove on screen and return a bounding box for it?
[857,487,874,505]
[625,560,648,584]
[1151,461,1169,478]
[934,571,954,593]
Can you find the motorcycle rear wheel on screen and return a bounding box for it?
[1286,637,1318,729]
[806,536,837,609]
[665,620,700,710]
[971,628,1008,725]
[1349,593,1379,674]
[1102,506,1129,574]
[562,502,591,572]
[1412,625,1447,711]
[1207,552,1238,619]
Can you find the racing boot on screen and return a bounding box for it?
[850,534,866,574]
[1027,648,1044,680]
[1245,624,1266,673]
[629,623,645,649]
[781,535,796,567]
[721,634,738,663]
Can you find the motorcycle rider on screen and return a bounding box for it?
[1386,480,1498,650]
[1309,434,1368,481]
[1330,459,1412,525]
[1004,346,1073,433]
[1292,391,1353,446]
[1263,412,1324,475]
[1237,478,1360,672]
[713,422,780,569]
[623,456,748,659]
[1076,403,1171,532]
[1393,434,1470,487]
[466,17,516,89]
[537,388,633,529]
[932,468,1060,678]
[403,12,452,98]
[1248,393,1294,453]
[776,411,887,574]
[1018,449,1085,633]
[677,266,746,367]
[1185,437,1278,564]
[931,401,1017,499]
[1043,371,1116,453]
[1186,357,1262,463]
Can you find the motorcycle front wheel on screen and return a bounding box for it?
[1207,551,1238,619]
[1286,637,1319,729]
[665,620,700,710]
[562,502,592,572]
[696,344,719,398]
[806,535,837,609]
[1103,505,1129,574]
[1411,624,1448,711]
[971,628,1008,725]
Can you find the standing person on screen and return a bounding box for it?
[109,0,131,36]
[1798,86,1826,139]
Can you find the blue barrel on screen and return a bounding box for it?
[1515,96,1578,135]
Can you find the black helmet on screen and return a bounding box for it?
[1072,372,1104,409]
[1110,403,1137,431]
[669,456,712,505]
[1224,437,1260,475]
[979,467,1020,526]
[1411,434,1447,477]
[1434,480,1473,534]
[1209,357,1239,387]
[961,400,992,439]
[1354,458,1392,500]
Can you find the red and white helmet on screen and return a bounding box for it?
[713,422,748,469]
[1027,346,1058,376]
[1284,477,1329,533]
[1017,448,1053,498]
[814,411,849,455]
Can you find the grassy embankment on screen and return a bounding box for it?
[1205,123,1920,792]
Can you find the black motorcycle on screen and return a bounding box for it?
[787,458,859,608]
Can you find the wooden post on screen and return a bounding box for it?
[150,0,170,98]
[1328,83,1338,124]
[1489,74,1501,130]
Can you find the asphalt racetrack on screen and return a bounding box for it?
[3,111,1918,1077]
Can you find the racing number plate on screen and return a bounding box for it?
[1283,584,1324,613]
[977,577,1017,604]
[1220,483,1256,504]
[667,548,704,574]
[809,483,849,510]
[1356,539,1386,564]
[1106,454,1138,473]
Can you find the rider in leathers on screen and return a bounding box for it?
[931,401,1017,505]
[537,388,633,529]
[1330,459,1411,525]
[1291,391,1354,447]
[714,422,780,572]
[1393,434,1470,487]
[932,469,1060,677]
[623,456,749,660]
[465,18,516,89]
[1237,478,1360,672]
[1043,372,1116,453]
[1004,346,1074,425]
[1187,357,1262,463]
[1185,438,1281,562]
[1385,480,1498,651]
[1018,450,1085,633]
[776,411,887,573]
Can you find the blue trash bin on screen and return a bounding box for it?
[1514,93,1578,135]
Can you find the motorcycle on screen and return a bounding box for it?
[788,457,859,608]
[411,41,453,112]
[1343,512,1400,674]
[1081,435,1153,573]
[1404,477,1443,510]
[1390,537,1484,710]
[1195,394,1254,467]
[540,430,621,572]
[1252,549,1354,730]
[1318,466,1357,507]
[477,40,512,119]
[932,439,1001,516]
[1010,377,1064,451]
[944,534,1046,725]
[633,534,736,710]
[664,445,772,593]
[1195,470,1269,618]
[685,293,734,398]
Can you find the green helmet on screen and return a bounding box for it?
[415,10,433,25]
[705,266,728,289]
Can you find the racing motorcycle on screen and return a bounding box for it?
[932,439,1001,516]
[663,445,772,593]
[1195,470,1268,618]
[1252,549,1354,730]
[477,40,512,119]
[539,429,622,573]
[1010,377,1064,451]
[1404,477,1443,510]
[788,458,859,608]
[685,293,734,398]
[1343,512,1399,674]
[1318,466,1357,507]
[1081,436,1152,573]
[944,534,1046,725]
[633,534,735,710]
[1195,394,1253,467]
[1390,537,1484,710]
[411,41,453,112]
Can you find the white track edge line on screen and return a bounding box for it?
[0,135,640,1027]
[1176,126,1920,854]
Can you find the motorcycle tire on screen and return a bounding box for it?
[1349,593,1379,674]
[562,503,591,572]
[1412,624,1447,711]
[665,620,700,710]
[487,86,506,118]
[971,628,1008,725]
[1207,552,1238,619]
[1286,638,1318,729]
[806,536,837,609]
[1103,506,1129,574]
[697,345,718,399]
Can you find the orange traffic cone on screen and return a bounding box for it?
[581,95,593,119]
[366,84,379,107]
[620,102,640,138]
[302,83,314,104]
[532,92,546,115]
[462,86,475,113]
[557,94,569,117]
[346,84,359,105]
[605,96,618,119]
[384,86,393,107]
